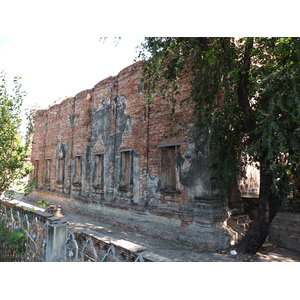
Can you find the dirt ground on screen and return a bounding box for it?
[6,194,300,262]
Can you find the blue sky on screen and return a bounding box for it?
[0,36,144,110]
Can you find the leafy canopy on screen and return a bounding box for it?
[138,37,300,199]
[0,72,33,194]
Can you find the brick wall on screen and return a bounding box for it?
[30,61,235,250]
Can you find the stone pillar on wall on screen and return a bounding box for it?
[45,220,68,262]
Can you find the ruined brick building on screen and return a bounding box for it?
[29,61,238,250]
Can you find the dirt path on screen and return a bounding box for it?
[8,194,300,262]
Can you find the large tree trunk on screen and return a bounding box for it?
[236,159,281,254]
[234,38,282,254]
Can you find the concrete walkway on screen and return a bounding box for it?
[8,194,300,262]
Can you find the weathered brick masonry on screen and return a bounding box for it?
[30,61,235,250]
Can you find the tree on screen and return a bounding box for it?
[0,72,34,195]
[138,37,300,253]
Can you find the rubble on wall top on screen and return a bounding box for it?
[75,88,93,99]
[46,96,72,109]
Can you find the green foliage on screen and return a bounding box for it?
[0,222,26,261]
[0,72,34,194]
[247,38,300,199]
[37,197,49,208]
[138,37,300,199]
[15,178,39,196]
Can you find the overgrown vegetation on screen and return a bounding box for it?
[0,72,34,195]
[138,37,300,253]
[0,220,26,261]
[0,72,35,261]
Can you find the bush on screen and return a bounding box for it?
[0,222,26,262]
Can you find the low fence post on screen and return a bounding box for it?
[45,220,68,262]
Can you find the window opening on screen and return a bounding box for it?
[93,154,104,189]
[57,158,65,184]
[34,160,39,186]
[120,151,133,190]
[45,159,52,182]
[161,146,177,191]
[74,156,82,184]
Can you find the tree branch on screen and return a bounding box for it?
[237,38,256,139]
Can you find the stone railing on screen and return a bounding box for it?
[0,199,149,262]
